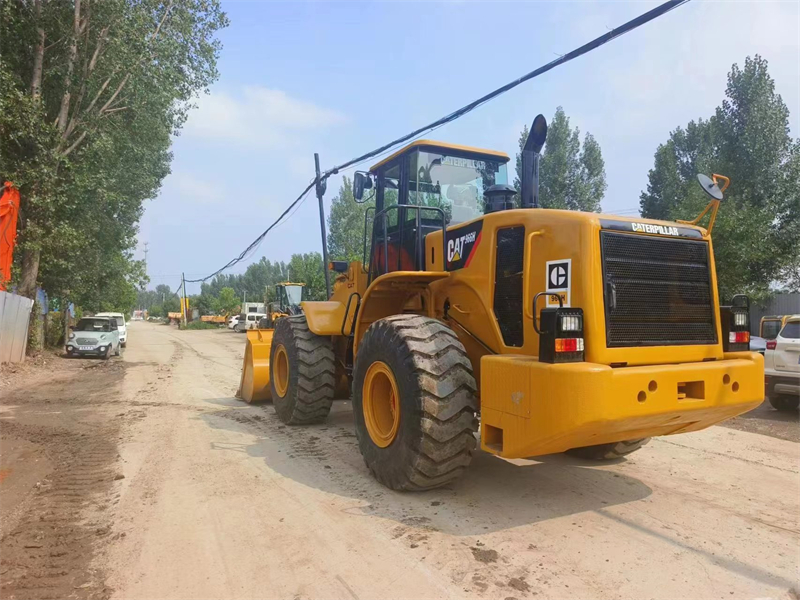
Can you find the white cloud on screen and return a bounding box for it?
[183,86,347,147]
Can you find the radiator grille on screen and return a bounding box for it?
[494,226,525,347]
[601,232,717,347]
[75,338,97,345]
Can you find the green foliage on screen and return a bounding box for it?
[514,107,607,211]
[216,287,239,315]
[180,321,218,330]
[640,56,799,300]
[0,0,227,314]
[288,253,325,300]
[327,177,374,263]
[148,304,164,318]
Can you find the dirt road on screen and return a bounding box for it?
[2,321,799,600]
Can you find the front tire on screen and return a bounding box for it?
[269,315,335,425]
[565,438,650,460]
[768,395,799,412]
[352,315,478,491]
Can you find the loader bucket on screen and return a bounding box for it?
[237,329,274,403]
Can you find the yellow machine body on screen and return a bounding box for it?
[242,139,762,461]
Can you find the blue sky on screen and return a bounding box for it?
[139,0,800,294]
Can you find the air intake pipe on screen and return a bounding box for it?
[520,114,548,208]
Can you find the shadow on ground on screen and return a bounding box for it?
[199,397,653,536]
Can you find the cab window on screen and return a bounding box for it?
[780,322,800,339]
[411,150,508,226]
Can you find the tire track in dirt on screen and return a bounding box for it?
[0,358,132,600]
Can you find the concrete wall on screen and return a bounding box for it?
[0,291,34,364]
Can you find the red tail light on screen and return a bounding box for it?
[766,340,777,350]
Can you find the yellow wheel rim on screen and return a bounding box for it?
[363,361,400,448]
[274,344,289,397]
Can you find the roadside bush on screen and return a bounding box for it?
[180,321,219,330]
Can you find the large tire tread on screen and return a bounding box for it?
[566,438,650,461]
[354,314,478,491]
[271,316,335,425]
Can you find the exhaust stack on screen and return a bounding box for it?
[520,114,548,208]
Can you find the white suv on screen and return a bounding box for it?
[764,315,800,411]
[96,312,128,347]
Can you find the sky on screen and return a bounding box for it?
[138,0,800,294]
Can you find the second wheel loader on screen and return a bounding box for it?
[242,115,763,491]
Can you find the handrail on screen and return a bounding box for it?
[342,292,362,336]
[362,205,375,270]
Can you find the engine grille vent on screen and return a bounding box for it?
[601,231,717,347]
[494,226,525,347]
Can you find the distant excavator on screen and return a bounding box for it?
[0,182,20,291]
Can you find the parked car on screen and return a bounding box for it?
[228,315,241,330]
[65,316,121,359]
[750,335,767,355]
[235,313,266,332]
[764,315,800,411]
[760,315,790,340]
[96,312,128,347]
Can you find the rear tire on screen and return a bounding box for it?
[270,315,335,425]
[565,438,650,460]
[768,395,799,412]
[352,315,478,491]
[114,344,120,357]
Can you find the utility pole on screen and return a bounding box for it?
[314,153,332,299]
[181,272,188,328]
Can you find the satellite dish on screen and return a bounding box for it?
[697,173,724,201]
[529,114,548,153]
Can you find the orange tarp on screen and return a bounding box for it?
[0,182,20,291]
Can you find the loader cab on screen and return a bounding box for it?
[359,141,510,281]
[274,282,304,314]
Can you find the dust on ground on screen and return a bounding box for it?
[1,353,127,600]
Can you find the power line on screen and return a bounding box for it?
[183,0,690,284]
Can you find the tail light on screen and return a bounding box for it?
[534,292,584,363]
[766,340,777,350]
[721,295,750,352]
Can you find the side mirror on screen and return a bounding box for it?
[354,171,373,202]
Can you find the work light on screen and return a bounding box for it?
[721,296,750,352]
[534,292,585,364]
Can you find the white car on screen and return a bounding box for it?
[66,316,121,359]
[236,313,266,332]
[96,312,128,347]
[764,315,800,411]
[227,315,241,330]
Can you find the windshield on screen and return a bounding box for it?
[761,320,782,339]
[285,285,303,305]
[75,318,111,332]
[410,150,509,226]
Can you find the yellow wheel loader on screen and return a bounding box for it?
[243,115,763,491]
[237,282,305,403]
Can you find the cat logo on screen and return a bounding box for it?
[445,221,483,271]
[545,259,571,307]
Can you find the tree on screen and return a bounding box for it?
[327,177,374,263]
[514,107,607,211]
[289,253,326,300]
[0,0,227,303]
[216,287,239,316]
[640,56,800,300]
